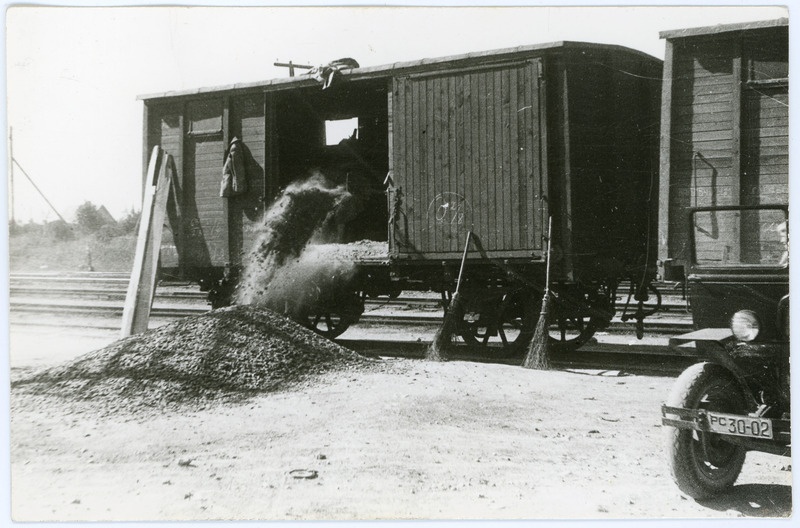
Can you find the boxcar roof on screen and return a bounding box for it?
[138,40,659,102]
[660,17,787,40]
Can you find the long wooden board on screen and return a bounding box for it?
[121,146,174,337]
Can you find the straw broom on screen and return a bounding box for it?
[522,217,553,370]
[426,231,472,361]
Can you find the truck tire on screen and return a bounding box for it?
[665,362,748,499]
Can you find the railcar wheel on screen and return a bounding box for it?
[302,292,363,339]
[455,290,535,353]
[548,311,599,354]
[547,288,610,354]
[665,362,748,499]
[305,311,355,339]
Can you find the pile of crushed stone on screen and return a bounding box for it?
[12,305,370,412]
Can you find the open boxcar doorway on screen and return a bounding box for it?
[274,78,390,243]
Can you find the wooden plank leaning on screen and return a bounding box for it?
[120,146,173,337]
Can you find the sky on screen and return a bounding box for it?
[4,2,790,224]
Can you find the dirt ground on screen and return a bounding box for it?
[7,325,794,522]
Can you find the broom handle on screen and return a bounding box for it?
[544,217,552,295]
[453,230,473,296]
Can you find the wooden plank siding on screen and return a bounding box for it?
[391,60,543,259]
[145,103,184,275]
[741,87,789,205]
[228,93,267,267]
[182,99,227,268]
[661,21,788,271]
[667,36,738,265]
[146,94,272,275]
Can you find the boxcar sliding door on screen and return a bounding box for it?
[390,59,547,261]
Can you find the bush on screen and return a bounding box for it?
[95,224,117,243]
[10,220,45,237]
[45,220,76,241]
[118,210,141,235]
[75,201,110,234]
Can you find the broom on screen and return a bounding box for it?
[426,231,472,361]
[522,217,553,370]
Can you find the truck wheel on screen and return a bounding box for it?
[665,362,748,499]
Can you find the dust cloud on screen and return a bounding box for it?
[235,173,359,319]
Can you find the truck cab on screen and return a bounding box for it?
[662,204,790,499]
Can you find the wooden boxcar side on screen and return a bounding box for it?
[390,59,547,261]
[143,93,269,281]
[386,43,662,282]
[658,18,789,279]
[140,41,661,289]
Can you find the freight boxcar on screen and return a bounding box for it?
[658,18,789,280]
[139,41,663,352]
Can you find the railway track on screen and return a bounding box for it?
[9,273,697,375]
[10,273,692,333]
[340,339,696,376]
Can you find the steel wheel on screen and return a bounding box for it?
[305,311,354,339]
[547,286,610,354]
[548,308,599,354]
[455,290,535,352]
[302,292,363,340]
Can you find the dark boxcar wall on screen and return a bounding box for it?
[145,92,268,278]
[660,23,789,272]
[563,49,661,280]
[390,59,546,260]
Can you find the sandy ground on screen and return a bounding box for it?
[7,324,794,523]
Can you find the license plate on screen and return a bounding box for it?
[706,411,773,439]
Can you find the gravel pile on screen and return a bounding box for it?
[12,305,369,412]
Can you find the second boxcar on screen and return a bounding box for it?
[658,18,789,280]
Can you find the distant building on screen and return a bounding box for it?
[97,205,117,225]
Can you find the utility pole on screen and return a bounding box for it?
[8,126,14,225]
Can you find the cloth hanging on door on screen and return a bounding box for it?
[220,137,247,197]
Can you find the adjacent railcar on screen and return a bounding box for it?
[658,18,789,280]
[140,41,663,351]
